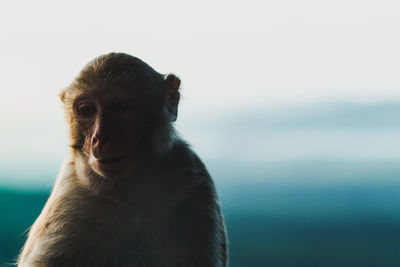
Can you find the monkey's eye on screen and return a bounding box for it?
[111,99,130,113]
[77,104,96,118]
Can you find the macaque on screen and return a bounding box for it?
[18,53,228,267]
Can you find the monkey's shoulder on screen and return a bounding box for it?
[157,141,219,207]
[165,140,213,180]
[150,141,222,230]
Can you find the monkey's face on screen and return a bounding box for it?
[72,87,160,178]
[61,53,181,179]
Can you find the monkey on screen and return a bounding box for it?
[17,53,228,267]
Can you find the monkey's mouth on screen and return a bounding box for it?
[97,155,127,165]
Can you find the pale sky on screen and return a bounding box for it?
[1,0,400,110]
[0,0,399,186]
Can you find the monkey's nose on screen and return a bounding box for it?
[91,139,103,160]
[92,131,109,147]
[92,135,100,146]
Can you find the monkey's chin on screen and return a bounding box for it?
[88,154,130,178]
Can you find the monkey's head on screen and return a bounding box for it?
[60,53,181,178]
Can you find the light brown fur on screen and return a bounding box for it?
[18,53,227,267]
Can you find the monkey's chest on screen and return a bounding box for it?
[60,196,172,262]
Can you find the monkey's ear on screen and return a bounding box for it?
[165,74,181,122]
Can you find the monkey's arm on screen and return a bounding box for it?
[17,158,75,267]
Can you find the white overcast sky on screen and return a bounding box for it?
[1,0,400,185]
[1,0,400,110]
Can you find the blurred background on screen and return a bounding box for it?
[1,0,400,266]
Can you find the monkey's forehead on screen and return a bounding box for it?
[61,83,163,105]
[76,60,165,88]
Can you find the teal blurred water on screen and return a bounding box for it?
[2,160,400,267]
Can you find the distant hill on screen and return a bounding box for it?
[181,102,400,131]
[180,102,400,162]
[2,102,400,187]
